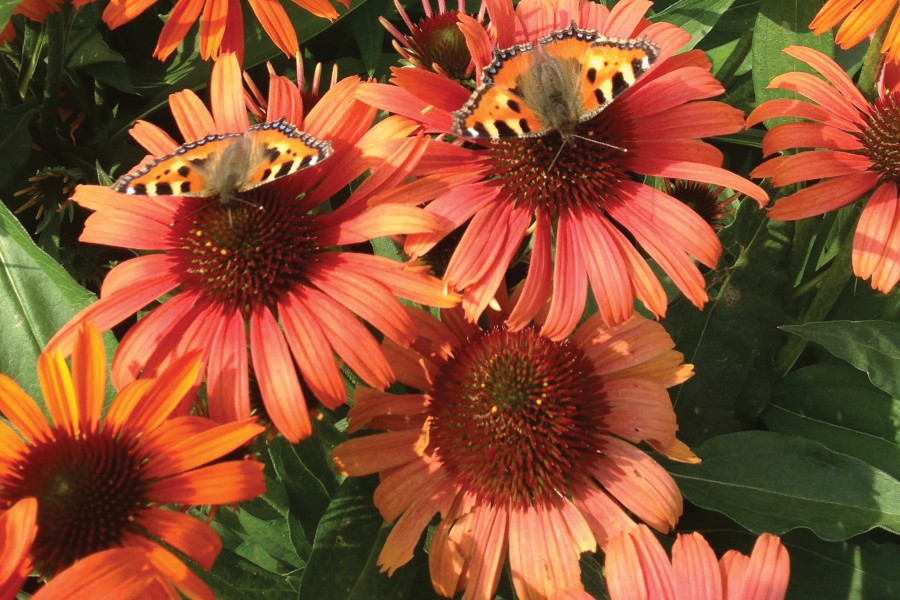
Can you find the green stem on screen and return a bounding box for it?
[39,12,66,158]
[857,17,891,101]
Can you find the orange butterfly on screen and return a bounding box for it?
[112,118,333,198]
[452,23,659,143]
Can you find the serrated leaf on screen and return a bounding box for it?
[668,431,900,539]
[0,202,98,400]
[653,0,737,49]
[300,476,416,600]
[765,364,900,479]
[751,0,834,107]
[663,209,791,445]
[781,320,900,399]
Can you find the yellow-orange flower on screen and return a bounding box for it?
[0,323,266,598]
[810,0,900,63]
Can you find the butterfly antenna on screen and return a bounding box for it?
[573,135,628,153]
[547,142,566,174]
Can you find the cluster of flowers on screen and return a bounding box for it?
[1,0,897,596]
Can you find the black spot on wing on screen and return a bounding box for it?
[494,121,516,137]
[177,165,191,177]
[519,118,531,134]
[611,72,628,97]
[266,147,282,162]
[261,168,273,181]
[506,99,521,113]
[131,183,147,195]
[586,68,597,84]
[181,181,192,194]
[594,89,607,105]
[473,122,490,137]
[631,59,646,76]
[155,182,173,196]
[275,161,296,178]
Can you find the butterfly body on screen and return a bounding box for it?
[113,118,332,198]
[452,23,659,142]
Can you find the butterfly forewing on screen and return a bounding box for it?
[576,38,659,117]
[112,118,333,197]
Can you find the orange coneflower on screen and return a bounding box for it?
[749,46,900,292]
[0,323,266,598]
[48,53,455,442]
[332,295,698,599]
[101,0,347,61]
[605,524,790,600]
[0,498,37,599]
[810,0,900,64]
[358,0,767,339]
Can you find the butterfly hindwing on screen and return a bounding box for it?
[242,119,334,190]
[112,134,242,196]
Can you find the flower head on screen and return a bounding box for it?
[0,323,266,597]
[332,297,697,599]
[358,0,767,339]
[749,46,900,292]
[101,0,348,61]
[810,0,900,63]
[381,0,487,79]
[605,524,790,600]
[49,53,455,442]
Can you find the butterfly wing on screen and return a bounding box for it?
[112,133,243,196]
[240,118,334,192]
[452,43,550,139]
[538,24,659,122]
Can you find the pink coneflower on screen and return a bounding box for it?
[605,524,790,600]
[0,323,266,598]
[332,296,697,599]
[47,53,456,442]
[749,46,900,292]
[358,0,767,339]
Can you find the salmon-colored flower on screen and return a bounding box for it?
[101,0,347,61]
[48,53,455,442]
[0,498,37,599]
[605,524,790,600]
[0,0,95,44]
[810,0,900,63]
[749,46,900,292]
[357,0,767,339]
[0,323,266,598]
[332,296,697,599]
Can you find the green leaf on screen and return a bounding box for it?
[751,0,834,108]
[668,431,900,539]
[781,530,900,599]
[663,207,791,445]
[0,202,97,400]
[0,103,37,188]
[65,26,126,69]
[300,476,417,600]
[0,0,22,32]
[765,364,900,479]
[346,0,389,74]
[781,320,900,399]
[653,0,737,49]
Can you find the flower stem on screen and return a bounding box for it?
[857,19,890,101]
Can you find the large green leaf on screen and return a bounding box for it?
[663,205,791,445]
[765,364,900,479]
[653,0,737,49]
[668,431,900,539]
[299,476,418,600]
[781,320,900,399]
[751,0,834,107]
[0,202,97,400]
[782,530,900,599]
